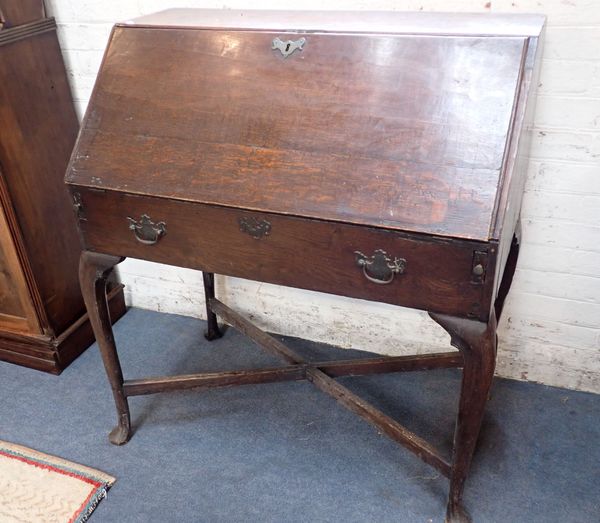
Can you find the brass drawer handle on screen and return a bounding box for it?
[127,214,166,245]
[239,216,271,239]
[354,249,406,285]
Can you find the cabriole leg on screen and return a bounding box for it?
[202,271,223,341]
[79,251,131,445]
[430,311,497,523]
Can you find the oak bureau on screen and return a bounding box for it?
[65,9,545,522]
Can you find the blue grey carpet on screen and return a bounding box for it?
[0,308,598,522]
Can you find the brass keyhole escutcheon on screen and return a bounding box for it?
[272,37,306,58]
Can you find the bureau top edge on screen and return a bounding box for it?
[122,9,546,38]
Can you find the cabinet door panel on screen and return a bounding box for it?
[0,203,41,333]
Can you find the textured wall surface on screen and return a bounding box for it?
[45,0,600,393]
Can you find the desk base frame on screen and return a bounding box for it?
[79,250,508,523]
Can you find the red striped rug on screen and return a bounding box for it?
[0,440,115,522]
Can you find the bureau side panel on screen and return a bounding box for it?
[491,33,544,299]
[73,189,496,320]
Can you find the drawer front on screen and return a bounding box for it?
[74,189,496,320]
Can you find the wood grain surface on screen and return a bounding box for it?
[0,201,39,333]
[0,28,82,334]
[75,188,495,320]
[0,15,127,372]
[0,0,45,28]
[66,27,526,240]
[66,11,545,521]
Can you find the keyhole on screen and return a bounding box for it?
[285,43,291,52]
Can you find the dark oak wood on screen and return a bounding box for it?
[122,354,463,397]
[53,285,127,371]
[212,298,463,374]
[124,366,306,396]
[495,234,520,322]
[0,198,39,333]
[67,27,526,241]
[307,367,452,478]
[209,298,300,364]
[491,32,543,305]
[67,9,544,523]
[75,188,495,321]
[122,351,461,397]
[202,272,222,340]
[0,0,45,28]
[317,352,462,377]
[430,311,497,523]
[0,19,81,335]
[0,285,125,374]
[212,297,454,476]
[0,8,126,373]
[213,298,455,477]
[79,251,130,445]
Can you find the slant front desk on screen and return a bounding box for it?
[66,9,544,522]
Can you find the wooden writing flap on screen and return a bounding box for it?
[66,13,534,240]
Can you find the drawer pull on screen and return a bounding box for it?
[239,216,271,239]
[127,214,166,245]
[354,249,406,285]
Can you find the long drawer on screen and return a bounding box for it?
[73,188,497,320]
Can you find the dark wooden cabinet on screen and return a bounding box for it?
[0,0,126,373]
[0,0,45,28]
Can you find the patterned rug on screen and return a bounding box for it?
[0,440,115,522]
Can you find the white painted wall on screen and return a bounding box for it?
[45,0,600,393]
